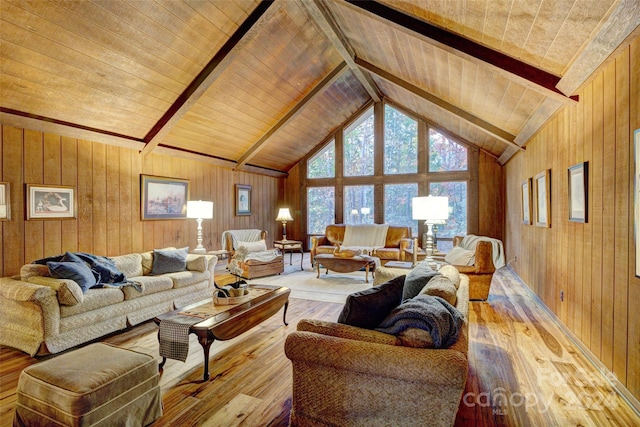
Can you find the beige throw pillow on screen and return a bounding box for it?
[444,246,475,266]
[27,276,84,306]
[438,265,461,289]
[420,275,457,306]
[237,239,267,252]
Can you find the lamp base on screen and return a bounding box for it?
[192,246,206,254]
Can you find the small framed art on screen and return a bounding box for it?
[236,184,251,216]
[0,182,10,220]
[141,175,189,220]
[521,178,532,225]
[568,162,588,223]
[534,169,551,228]
[26,184,76,220]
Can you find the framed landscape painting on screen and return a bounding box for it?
[521,178,531,225]
[141,175,189,220]
[236,184,251,216]
[26,184,76,220]
[568,162,588,223]
[534,169,551,228]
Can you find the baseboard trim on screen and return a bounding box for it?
[505,266,640,417]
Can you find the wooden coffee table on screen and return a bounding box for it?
[154,284,290,381]
[314,254,377,283]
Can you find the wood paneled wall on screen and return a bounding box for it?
[504,37,640,399]
[0,126,280,278]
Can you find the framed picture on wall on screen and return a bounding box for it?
[26,184,76,220]
[141,175,189,220]
[0,182,10,220]
[534,169,551,228]
[521,178,532,225]
[635,129,640,277]
[568,162,588,223]
[236,184,251,216]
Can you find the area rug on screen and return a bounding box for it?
[243,256,373,303]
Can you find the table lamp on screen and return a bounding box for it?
[187,200,214,253]
[276,208,293,240]
[412,196,449,258]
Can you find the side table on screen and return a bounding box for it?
[207,249,230,265]
[274,240,304,270]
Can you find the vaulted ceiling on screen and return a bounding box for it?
[1,0,638,177]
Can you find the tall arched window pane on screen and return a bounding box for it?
[384,105,417,174]
[344,108,374,177]
[344,185,374,224]
[307,187,335,234]
[429,129,468,172]
[307,140,335,178]
[429,181,467,250]
[384,183,418,235]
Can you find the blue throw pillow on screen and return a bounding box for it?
[402,262,440,301]
[337,274,406,329]
[152,247,189,275]
[48,261,96,293]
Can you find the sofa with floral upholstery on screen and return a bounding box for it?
[0,248,217,356]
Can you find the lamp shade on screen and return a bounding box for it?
[186,200,213,219]
[275,208,293,222]
[412,196,449,221]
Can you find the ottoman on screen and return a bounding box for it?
[14,343,162,426]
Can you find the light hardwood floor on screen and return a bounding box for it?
[1,255,638,426]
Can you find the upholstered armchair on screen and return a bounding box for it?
[222,229,284,279]
[445,235,504,300]
[285,276,470,427]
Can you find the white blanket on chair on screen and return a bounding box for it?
[460,235,505,269]
[342,224,389,253]
[222,229,263,250]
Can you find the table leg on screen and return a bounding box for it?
[365,264,369,283]
[289,250,293,265]
[159,357,167,370]
[299,248,304,270]
[198,335,215,381]
[316,263,320,278]
[283,300,289,325]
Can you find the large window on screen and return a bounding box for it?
[308,139,335,178]
[344,108,374,177]
[307,187,335,234]
[384,183,418,234]
[344,185,374,224]
[304,102,474,248]
[384,105,417,174]
[429,129,467,172]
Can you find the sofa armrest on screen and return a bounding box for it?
[0,277,56,302]
[285,331,467,387]
[310,235,330,261]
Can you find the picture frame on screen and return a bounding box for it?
[635,129,640,277]
[0,182,10,220]
[568,162,588,223]
[235,184,251,216]
[141,175,189,220]
[26,184,76,220]
[521,178,532,225]
[534,169,551,228]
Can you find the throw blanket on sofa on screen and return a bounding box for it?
[342,224,389,253]
[375,295,463,348]
[460,235,505,269]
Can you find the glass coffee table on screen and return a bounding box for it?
[154,284,290,381]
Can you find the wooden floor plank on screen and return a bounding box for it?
[0,255,638,426]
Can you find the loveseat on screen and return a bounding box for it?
[444,235,504,300]
[285,263,469,426]
[222,229,284,279]
[0,248,217,356]
[310,224,412,265]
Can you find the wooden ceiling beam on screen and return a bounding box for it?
[557,0,640,96]
[234,61,349,170]
[140,0,275,156]
[356,58,524,152]
[301,0,381,102]
[343,0,578,105]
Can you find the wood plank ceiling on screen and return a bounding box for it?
[1,0,638,175]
